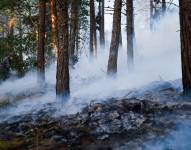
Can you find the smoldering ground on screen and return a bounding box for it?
[0,1,188,149]
[0,0,180,116]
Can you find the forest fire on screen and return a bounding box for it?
[0,0,190,149]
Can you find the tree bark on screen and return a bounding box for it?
[126,0,134,70]
[56,0,70,98]
[18,16,24,77]
[179,0,191,93]
[90,0,97,58]
[107,0,122,75]
[37,0,46,82]
[119,25,122,47]
[100,0,105,47]
[2,22,5,38]
[162,0,166,13]
[150,0,154,30]
[69,0,79,64]
[50,0,59,58]
[75,1,81,57]
[75,21,80,56]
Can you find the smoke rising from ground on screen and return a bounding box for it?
[143,120,191,150]
[0,1,180,117]
[1,1,188,149]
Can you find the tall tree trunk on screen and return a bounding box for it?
[100,0,105,47]
[126,0,134,70]
[75,21,80,56]
[119,26,122,47]
[90,0,97,58]
[98,0,101,43]
[50,0,58,58]
[153,2,160,20]
[18,16,24,77]
[56,0,70,98]
[107,0,122,75]
[179,0,191,93]
[75,1,81,57]
[69,0,79,64]
[2,26,5,38]
[2,23,5,38]
[37,0,46,82]
[150,0,154,30]
[162,0,166,13]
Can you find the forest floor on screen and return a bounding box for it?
[0,80,191,150]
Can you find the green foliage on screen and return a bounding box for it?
[0,0,21,10]
[0,0,91,79]
[0,38,8,62]
[0,140,23,150]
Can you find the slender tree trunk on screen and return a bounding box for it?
[162,0,166,13]
[2,23,5,38]
[179,0,191,93]
[2,27,4,38]
[98,0,101,38]
[90,0,97,58]
[126,0,134,70]
[18,16,24,76]
[56,0,70,98]
[75,1,81,56]
[100,0,105,47]
[50,0,58,58]
[150,0,154,30]
[119,26,122,47]
[37,0,46,82]
[107,0,122,75]
[18,17,23,55]
[75,21,80,56]
[153,2,160,20]
[69,0,79,64]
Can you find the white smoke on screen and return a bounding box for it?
[0,0,181,117]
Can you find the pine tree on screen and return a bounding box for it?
[37,0,46,82]
[162,0,166,13]
[126,0,134,70]
[90,0,97,58]
[50,0,58,58]
[99,0,105,47]
[107,0,122,75]
[179,0,191,93]
[69,0,79,64]
[56,0,70,98]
